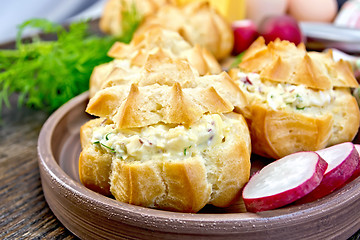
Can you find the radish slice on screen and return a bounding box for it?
[298,142,359,203]
[348,144,360,182]
[243,152,327,212]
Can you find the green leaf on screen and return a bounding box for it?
[230,52,245,69]
[0,10,141,117]
[16,18,64,47]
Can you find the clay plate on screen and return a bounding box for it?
[37,92,360,240]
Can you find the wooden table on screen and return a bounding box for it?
[0,96,76,239]
[0,21,99,239]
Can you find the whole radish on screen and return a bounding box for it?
[258,15,304,45]
[231,20,259,55]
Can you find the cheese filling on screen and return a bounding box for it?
[91,114,227,161]
[235,72,335,111]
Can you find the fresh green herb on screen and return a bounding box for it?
[93,140,116,153]
[0,5,141,116]
[118,1,142,43]
[100,142,116,152]
[296,106,306,110]
[184,145,192,156]
[230,51,245,69]
[0,19,114,114]
[105,132,114,140]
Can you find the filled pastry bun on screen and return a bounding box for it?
[135,1,233,60]
[99,0,173,37]
[79,51,251,213]
[100,0,233,60]
[229,37,360,159]
[89,27,221,98]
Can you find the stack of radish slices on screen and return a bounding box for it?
[242,142,360,212]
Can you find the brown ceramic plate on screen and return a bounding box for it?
[38,92,360,240]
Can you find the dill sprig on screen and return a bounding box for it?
[0,19,114,114]
[0,5,140,115]
[229,51,245,69]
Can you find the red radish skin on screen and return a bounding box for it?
[243,152,328,212]
[348,144,360,182]
[297,142,359,204]
[231,20,259,56]
[258,15,304,45]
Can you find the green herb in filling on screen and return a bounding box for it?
[105,132,114,140]
[93,141,116,153]
[184,145,192,156]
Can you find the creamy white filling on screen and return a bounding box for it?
[91,114,226,161]
[236,72,335,111]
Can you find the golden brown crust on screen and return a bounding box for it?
[79,112,251,213]
[248,104,333,159]
[110,157,211,212]
[110,159,167,208]
[86,52,243,129]
[197,71,248,111]
[88,83,233,129]
[328,89,360,146]
[333,60,359,88]
[86,86,128,118]
[79,148,113,196]
[104,112,251,212]
[89,27,222,97]
[239,37,359,90]
[80,11,250,211]
[230,67,360,159]
[291,54,332,90]
[99,0,123,36]
[80,118,100,148]
[307,51,359,88]
[207,112,251,206]
[134,2,233,60]
[99,0,173,36]
[79,118,113,196]
[230,38,360,159]
[107,27,221,75]
[179,1,234,60]
[89,61,126,98]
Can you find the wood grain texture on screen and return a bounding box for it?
[0,96,78,239]
[0,19,103,239]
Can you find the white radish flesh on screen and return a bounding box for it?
[298,142,359,203]
[243,152,327,212]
